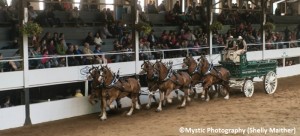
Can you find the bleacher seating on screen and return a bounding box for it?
[270,15,300,24]
[42,27,115,52]
[53,11,105,26]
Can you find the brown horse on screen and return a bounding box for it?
[87,66,122,117]
[197,55,231,101]
[140,60,159,109]
[183,56,220,99]
[153,60,192,111]
[183,56,204,98]
[98,65,141,120]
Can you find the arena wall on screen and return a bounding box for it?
[1,48,300,130]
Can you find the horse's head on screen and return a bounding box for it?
[153,61,168,81]
[99,65,114,86]
[141,60,157,80]
[87,66,101,83]
[183,55,197,68]
[197,55,210,74]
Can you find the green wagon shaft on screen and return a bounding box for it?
[219,54,278,97]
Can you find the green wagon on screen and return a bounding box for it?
[219,54,278,97]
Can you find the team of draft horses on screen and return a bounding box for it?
[87,55,231,120]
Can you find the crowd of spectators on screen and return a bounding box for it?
[0,1,299,70]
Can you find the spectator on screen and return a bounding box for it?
[106,8,114,23]
[90,0,98,10]
[56,39,66,55]
[29,46,43,69]
[58,33,68,48]
[173,1,181,14]
[4,6,18,25]
[46,40,56,55]
[100,24,113,39]
[69,7,84,27]
[82,42,94,64]
[223,35,236,61]
[1,96,13,108]
[158,0,166,13]
[66,44,80,66]
[84,32,95,46]
[74,89,83,97]
[74,45,83,64]
[44,7,61,27]
[113,40,123,62]
[93,45,107,64]
[41,49,51,68]
[94,32,103,46]
[62,0,72,11]
[28,6,38,22]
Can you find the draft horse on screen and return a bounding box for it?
[197,55,231,101]
[87,66,121,117]
[153,60,192,112]
[140,60,159,109]
[98,65,141,120]
[183,56,220,99]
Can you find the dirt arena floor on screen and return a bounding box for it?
[1,75,300,136]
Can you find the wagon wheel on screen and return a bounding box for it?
[242,79,254,97]
[264,71,277,94]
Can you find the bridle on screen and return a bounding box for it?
[184,56,199,74]
[141,61,156,81]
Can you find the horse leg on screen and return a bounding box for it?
[135,93,141,110]
[156,91,164,112]
[223,84,230,100]
[108,96,117,109]
[127,94,136,116]
[203,83,211,102]
[175,89,182,101]
[166,89,173,104]
[116,98,122,109]
[212,85,219,99]
[100,96,107,120]
[178,88,188,108]
[146,93,153,109]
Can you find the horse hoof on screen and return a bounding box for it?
[146,105,151,109]
[224,95,230,100]
[155,109,162,112]
[126,113,132,116]
[100,117,107,121]
[205,99,210,102]
[187,97,191,102]
[177,106,185,109]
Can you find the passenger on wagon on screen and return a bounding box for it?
[223,35,236,61]
[231,36,247,63]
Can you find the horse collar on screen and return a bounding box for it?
[163,68,173,81]
[204,63,214,75]
[107,74,119,87]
